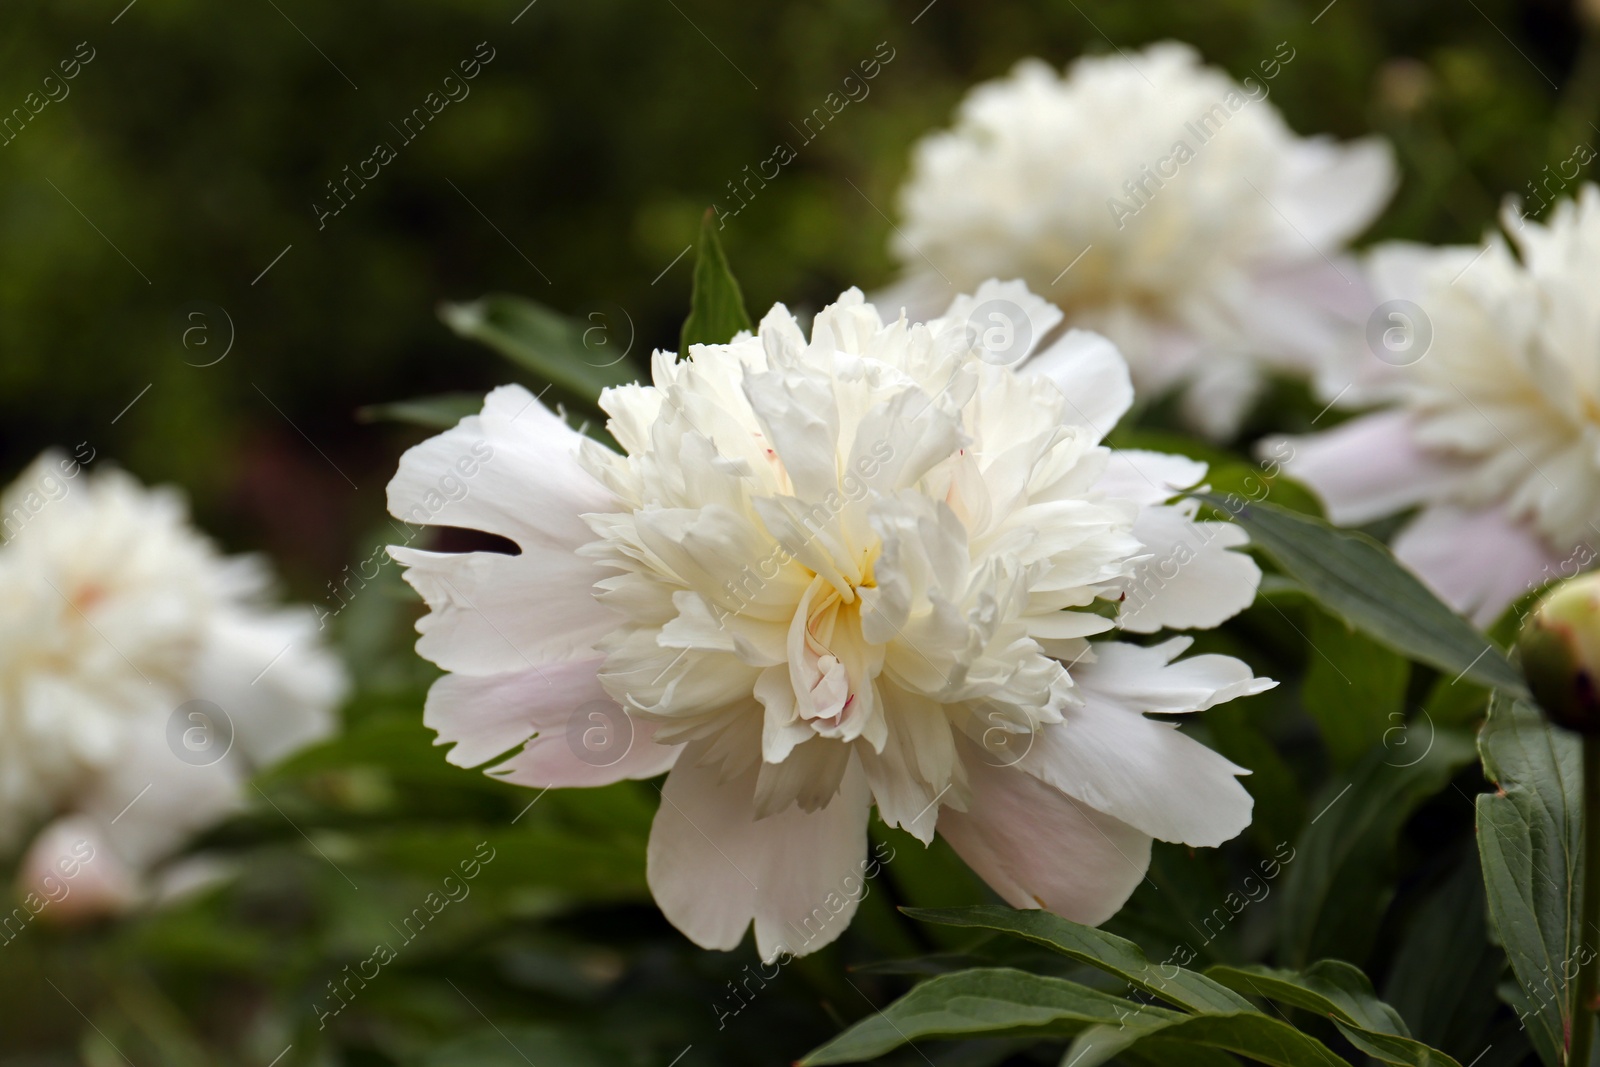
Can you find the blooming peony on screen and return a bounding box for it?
[388,280,1272,961]
[0,453,346,915]
[882,42,1395,439]
[1280,185,1600,626]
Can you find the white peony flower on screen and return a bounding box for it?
[388,280,1272,961]
[1279,184,1600,626]
[0,453,347,914]
[883,42,1395,439]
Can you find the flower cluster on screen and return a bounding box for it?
[0,453,346,915]
[1283,184,1600,624]
[882,42,1395,439]
[389,280,1272,959]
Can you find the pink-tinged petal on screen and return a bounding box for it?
[1021,640,1268,847]
[1271,136,1396,252]
[1116,502,1261,633]
[17,816,140,921]
[425,662,681,788]
[1393,504,1563,627]
[1249,257,1374,348]
[386,384,614,552]
[938,737,1151,924]
[1275,410,1469,526]
[647,745,872,961]
[390,545,614,676]
[1020,330,1133,439]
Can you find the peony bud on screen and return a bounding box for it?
[1518,573,1600,734]
[16,816,139,924]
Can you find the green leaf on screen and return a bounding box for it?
[1383,849,1505,1057]
[357,392,485,429]
[1115,1041,1241,1067]
[1302,607,1410,768]
[1207,961,1463,1066]
[1105,840,1252,969]
[1202,463,1326,519]
[1061,1011,1351,1067]
[1424,585,1545,728]
[679,209,752,349]
[901,906,1256,1015]
[440,293,635,403]
[1276,730,1478,968]
[1197,495,1527,697]
[798,968,1167,1065]
[255,712,503,792]
[1476,692,1587,1067]
[872,823,990,952]
[361,826,649,903]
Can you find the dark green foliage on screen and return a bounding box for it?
[3,0,1595,1063]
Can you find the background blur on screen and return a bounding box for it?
[1,0,1596,1064]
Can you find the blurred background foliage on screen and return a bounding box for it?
[3,0,1597,584]
[1,0,1597,1064]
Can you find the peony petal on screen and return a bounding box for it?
[1094,449,1206,508]
[1115,502,1261,633]
[386,384,613,552]
[78,713,244,870]
[189,606,345,768]
[495,723,678,788]
[1020,639,1267,847]
[938,737,1151,925]
[742,369,841,503]
[1313,240,1495,405]
[1392,504,1564,627]
[867,274,952,326]
[935,279,1066,363]
[857,684,963,844]
[647,745,872,960]
[1272,136,1397,253]
[426,664,683,789]
[391,544,614,676]
[753,736,853,819]
[1243,257,1373,366]
[1065,638,1276,713]
[1275,410,1470,526]
[17,816,140,921]
[1020,330,1133,439]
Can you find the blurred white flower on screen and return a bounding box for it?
[0,453,346,917]
[1280,184,1600,626]
[389,280,1271,960]
[883,42,1395,439]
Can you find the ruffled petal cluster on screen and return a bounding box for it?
[885,42,1394,438]
[390,280,1271,960]
[0,454,347,912]
[1282,184,1600,624]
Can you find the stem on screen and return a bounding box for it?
[1572,735,1600,1067]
